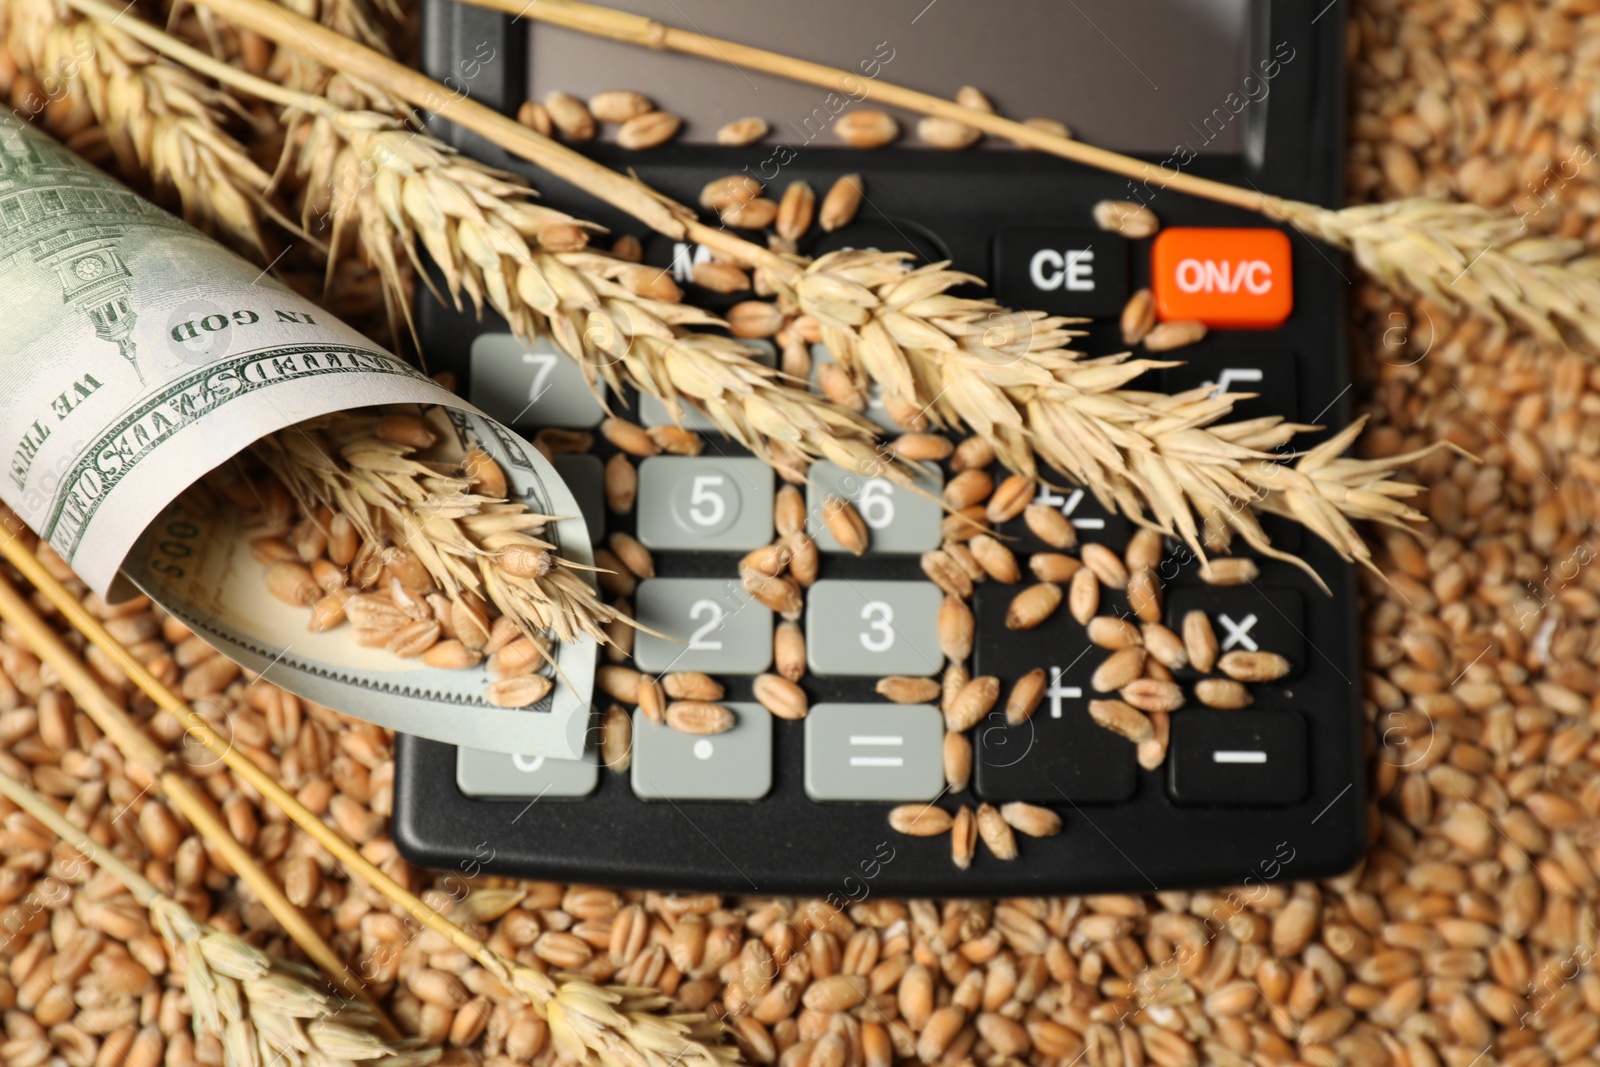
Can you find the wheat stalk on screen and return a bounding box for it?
[0,766,436,1067]
[251,408,622,649]
[0,534,738,1067]
[495,0,1600,354]
[135,0,1451,572]
[4,0,273,250]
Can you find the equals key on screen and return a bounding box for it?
[805,704,943,802]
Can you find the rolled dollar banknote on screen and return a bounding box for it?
[0,116,594,759]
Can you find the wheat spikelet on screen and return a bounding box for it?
[0,766,437,1067]
[1276,197,1600,352]
[4,0,272,250]
[251,409,621,648]
[278,0,398,55]
[784,249,1455,582]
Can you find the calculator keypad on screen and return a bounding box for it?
[997,480,1131,550]
[469,333,606,429]
[636,456,774,551]
[806,460,942,555]
[1168,711,1308,805]
[1166,586,1306,679]
[970,611,1139,803]
[806,580,943,677]
[804,704,944,802]
[633,579,773,675]
[992,226,1130,318]
[631,704,772,801]
[410,151,1361,896]
[456,746,598,799]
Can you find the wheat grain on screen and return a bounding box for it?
[715,116,768,145]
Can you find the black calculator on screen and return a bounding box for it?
[394,0,1364,896]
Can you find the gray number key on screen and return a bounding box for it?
[807,460,942,555]
[631,703,772,801]
[634,578,773,674]
[552,454,605,540]
[469,333,605,430]
[456,746,598,799]
[806,580,942,677]
[805,703,943,801]
[641,341,774,430]
[636,457,774,551]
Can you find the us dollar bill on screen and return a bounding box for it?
[0,116,595,759]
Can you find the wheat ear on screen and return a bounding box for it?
[1273,197,1600,351]
[0,766,436,1067]
[4,0,273,250]
[0,543,401,1034]
[0,532,738,1067]
[160,0,1453,572]
[498,0,1600,354]
[785,250,1460,580]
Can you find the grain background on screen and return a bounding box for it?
[6,2,1600,1066]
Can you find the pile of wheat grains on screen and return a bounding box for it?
[6,2,1600,1066]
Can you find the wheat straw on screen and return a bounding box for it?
[0,767,436,1067]
[5,0,273,249]
[0,532,738,1067]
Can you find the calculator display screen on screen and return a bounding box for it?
[525,0,1257,155]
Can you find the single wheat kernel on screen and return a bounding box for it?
[717,116,769,145]
[819,174,865,231]
[877,676,942,704]
[888,804,954,836]
[1089,698,1154,742]
[836,110,899,147]
[589,89,653,123]
[1000,801,1062,837]
[1006,583,1062,630]
[976,804,1018,860]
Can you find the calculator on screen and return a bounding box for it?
[394,0,1363,895]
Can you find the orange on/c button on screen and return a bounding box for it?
[1150,228,1294,330]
